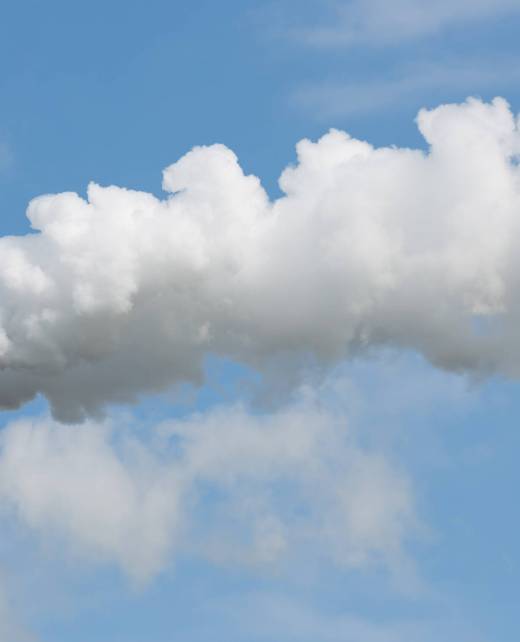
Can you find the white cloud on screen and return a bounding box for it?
[0,417,180,582]
[297,0,520,47]
[0,389,415,582]
[2,98,520,419]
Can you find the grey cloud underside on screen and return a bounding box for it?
[2,97,520,420]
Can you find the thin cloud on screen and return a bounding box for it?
[0,388,416,583]
[213,591,488,642]
[297,0,520,47]
[293,59,520,119]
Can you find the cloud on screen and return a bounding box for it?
[0,389,415,582]
[296,0,520,47]
[294,59,520,119]
[0,416,180,582]
[210,591,487,642]
[2,98,520,419]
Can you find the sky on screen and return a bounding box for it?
[1,1,520,640]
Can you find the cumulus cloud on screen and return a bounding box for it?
[2,97,520,419]
[296,0,520,47]
[0,391,415,582]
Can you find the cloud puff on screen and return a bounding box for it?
[0,391,415,582]
[1,97,520,420]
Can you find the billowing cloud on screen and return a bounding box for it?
[0,390,415,582]
[2,97,520,420]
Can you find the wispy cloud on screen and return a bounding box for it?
[209,591,488,642]
[293,59,520,119]
[0,385,416,583]
[297,0,520,47]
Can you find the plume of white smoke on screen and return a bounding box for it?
[1,97,520,420]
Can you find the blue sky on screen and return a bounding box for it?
[1,1,520,641]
